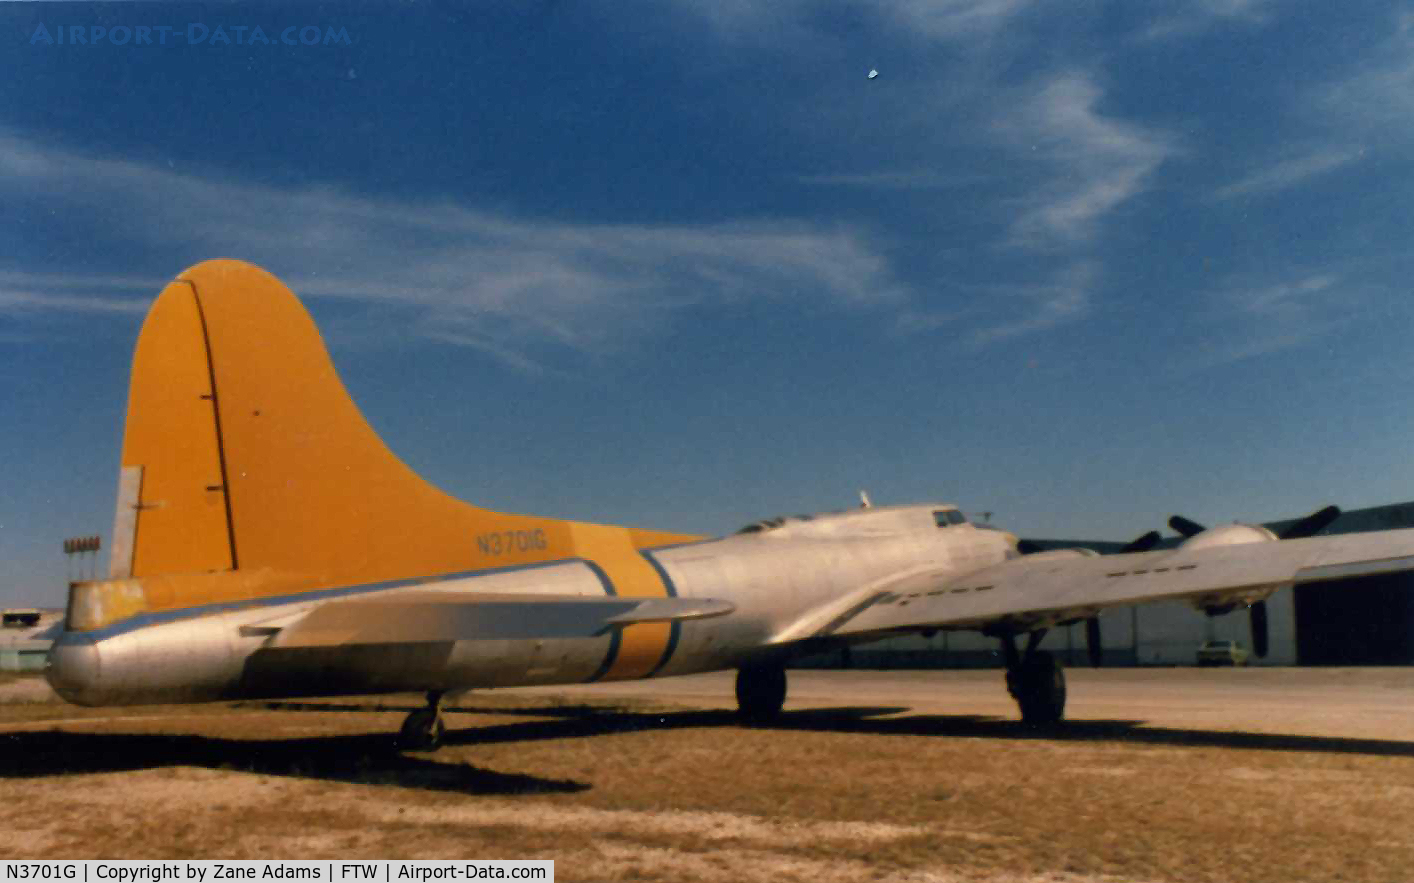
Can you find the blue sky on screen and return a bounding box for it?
[5,1,1414,605]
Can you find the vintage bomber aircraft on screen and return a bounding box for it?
[46,259,1414,749]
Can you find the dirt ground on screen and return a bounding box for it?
[1,668,1411,882]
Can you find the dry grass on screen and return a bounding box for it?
[0,681,1411,882]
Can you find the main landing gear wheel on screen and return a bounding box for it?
[735,664,787,721]
[1008,651,1066,726]
[398,690,446,751]
[1001,633,1067,727]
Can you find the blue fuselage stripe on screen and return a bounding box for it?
[581,558,620,681]
[641,550,681,678]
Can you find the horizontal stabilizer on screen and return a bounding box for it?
[264,592,734,648]
[602,596,737,625]
[767,564,953,645]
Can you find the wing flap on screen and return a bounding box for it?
[1297,553,1414,583]
[266,591,734,648]
[819,527,1414,641]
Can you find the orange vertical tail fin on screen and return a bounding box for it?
[115,259,696,601]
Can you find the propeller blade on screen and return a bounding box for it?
[1168,515,1206,538]
[1085,616,1102,668]
[1120,530,1162,554]
[1250,600,1269,658]
[1278,505,1341,540]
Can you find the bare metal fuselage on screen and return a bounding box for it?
[47,508,1013,706]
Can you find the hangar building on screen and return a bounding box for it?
[0,608,63,673]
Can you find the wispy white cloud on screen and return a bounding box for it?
[0,271,167,293]
[795,169,983,189]
[1317,15,1414,138]
[420,329,557,377]
[1229,273,1339,314]
[0,271,162,316]
[0,132,911,369]
[892,307,970,335]
[1184,273,1360,370]
[672,0,1037,43]
[895,261,1094,344]
[0,289,149,315]
[996,73,1176,250]
[881,0,1037,40]
[1211,148,1362,201]
[967,261,1094,346]
[1138,0,1276,41]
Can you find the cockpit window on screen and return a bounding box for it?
[738,517,786,534]
[934,510,967,527]
[737,514,814,534]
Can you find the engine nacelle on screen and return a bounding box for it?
[1179,524,1281,614]
[1178,523,1277,552]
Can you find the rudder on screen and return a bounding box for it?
[115,259,695,601]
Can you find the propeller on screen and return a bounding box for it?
[1166,505,1341,658]
[1083,530,1163,667]
[1250,597,1270,658]
[1276,504,1341,540]
[1120,530,1163,554]
[1169,504,1341,543]
[1167,515,1205,539]
[1085,617,1103,668]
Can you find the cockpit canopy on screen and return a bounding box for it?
[933,509,967,527]
[737,513,821,534]
[737,504,969,536]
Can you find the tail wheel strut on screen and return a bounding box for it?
[397,690,446,751]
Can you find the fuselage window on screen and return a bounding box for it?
[934,510,968,527]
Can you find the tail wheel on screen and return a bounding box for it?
[735,665,787,721]
[397,691,446,751]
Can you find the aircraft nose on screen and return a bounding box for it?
[46,636,101,704]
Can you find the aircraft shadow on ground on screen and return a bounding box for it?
[0,730,589,795]
[441,705,1414,759]
[242,700,1414,758]
[5,704,1410,789]
[763,708,1414,758]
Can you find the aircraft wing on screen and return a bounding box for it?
[253,592,735,648]
[812,528,1414,641]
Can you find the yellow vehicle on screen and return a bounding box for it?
[1196,640,1250,667]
